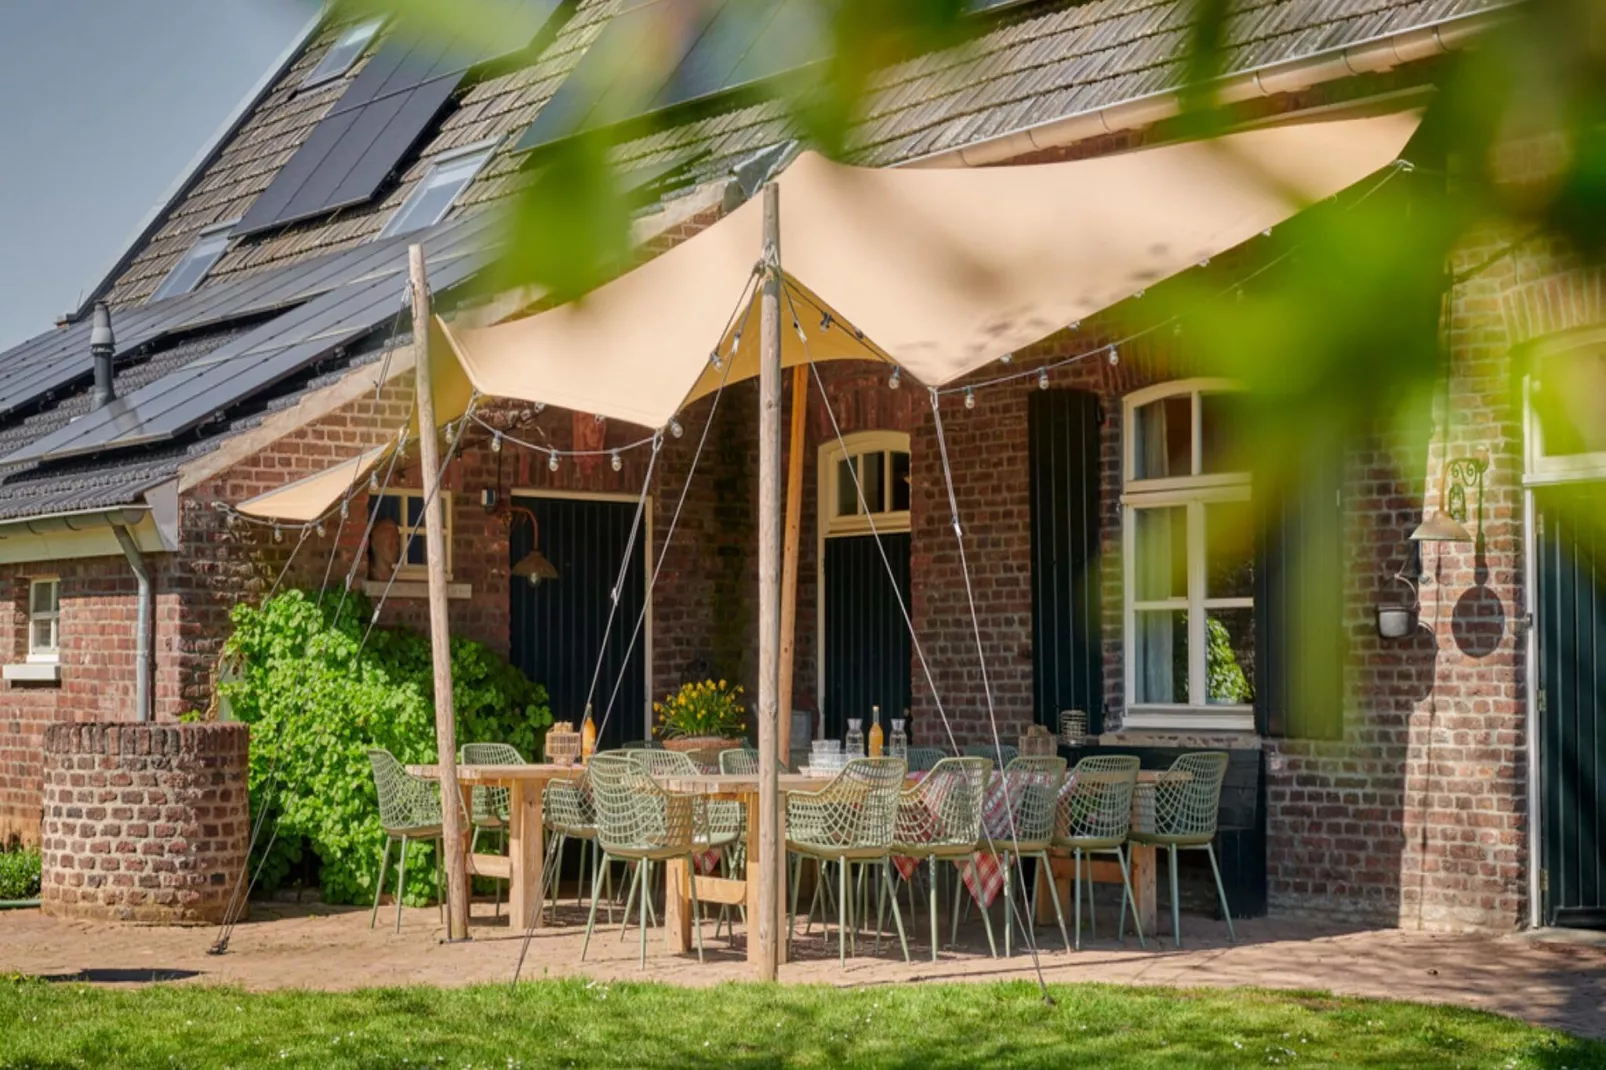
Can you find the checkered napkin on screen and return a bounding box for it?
[956,773,1081,908]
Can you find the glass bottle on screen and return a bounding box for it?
[868,704,884,758]
[845,718,864,758]
[580,703,597,764]
[890,715,908,762]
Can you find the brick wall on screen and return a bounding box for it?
[38,721,248,924]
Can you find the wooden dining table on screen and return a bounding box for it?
[408,763,583,930]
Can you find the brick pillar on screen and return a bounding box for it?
[39,722,249,925]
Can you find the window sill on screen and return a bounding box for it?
[361,580,471,601]
[5,662,61,683]
[1121,707,1254,733]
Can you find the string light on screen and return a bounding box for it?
[593,412,605,423]
[669,418,683,439]
[1070,321,1081,331]
[1108,345,1120,366]
[999,352,1013,365]
[819,311,832,332]
[273,525,283,543]
[339,500,349,520]
[888,367,901,390]
[611,450,622,472]
[315,523,326,538]
[1134,289,1146,299]
[709,348,723,371]
[793,317,806,342]
[1037,369,1050,390]
[369,472,380,494]
[1198,258,1210,268]
[964,388,976,410]
[548,451,560,472]
[491,432,503,453]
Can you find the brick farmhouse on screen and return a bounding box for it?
[0,0,1601,934]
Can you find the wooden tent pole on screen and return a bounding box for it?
[776,363,807,766]
[408,244,470,942]
[755,183,783,981]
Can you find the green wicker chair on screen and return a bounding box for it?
[1127,751,1235,947]
[459,742,523,916]
[891,756,991,961]
[991,755,1070,957]
[581,752,707,968]
[366,749,445,934]
[541,771,614,925]
[1052,755,1145,950]
[787,756,910,967]
[904,747,950,773]
[718,748,757,776]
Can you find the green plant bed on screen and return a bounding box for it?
[222,590,551,908]
[0,845,40,900]
[0,977,1598,1069]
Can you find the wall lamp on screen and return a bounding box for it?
[1410,448,1489,546]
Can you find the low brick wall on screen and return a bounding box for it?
[39,722,249,924]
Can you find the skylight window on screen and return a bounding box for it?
[148,222,235,303]
[377,143,495,240]
[300,18,383,89]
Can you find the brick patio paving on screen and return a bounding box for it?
[3,900,1602,1040]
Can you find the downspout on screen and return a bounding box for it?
[901,5,1512,168]
[1521,375,1542,929]
[111,524,153,723]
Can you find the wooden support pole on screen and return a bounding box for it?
[776,363,807,766]
[408,245,470,942]
[755,183,783,981]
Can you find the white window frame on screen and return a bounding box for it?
[820,431,911,539]
[371,490,453,581]
[1523,329,1606,486]
[300,18,384,90]
[1121,379,1255,731]
[148,221,236,303]
[376,140,498,241]
[27,577,60,663]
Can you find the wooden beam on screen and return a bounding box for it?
[755,184,783,981]
[776,362,808,765]
[408,245,470,942]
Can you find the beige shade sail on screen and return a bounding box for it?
[235,444,390,522]
[441,111,1420,429]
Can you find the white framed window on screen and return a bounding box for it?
[300,18,383,90]
[377,142,497,240]
[368,490,453,580]
[1524,332,1606,484]
[148,221,235,302]
[821,432,911,538]
[27,578,60,662]
[1122,380,1255,730]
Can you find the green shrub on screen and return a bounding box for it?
[221,590,551,906]
[0,847,41,901]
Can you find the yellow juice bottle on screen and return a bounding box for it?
[868,704,884,758]
[581,704,597,764]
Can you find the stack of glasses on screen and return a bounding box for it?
[806,739,847,778]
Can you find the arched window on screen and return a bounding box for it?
[821,431,911,537]
[1122,380,1254,729]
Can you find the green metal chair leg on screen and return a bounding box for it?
[1206,842,1236,943]
[788,853,802,955]
[394,836,410,934]
[1085,852,1097,940]
[928,857,940,962]
[1115,845,1145,948]
[1169,844,1182,948]
[687,863,705,964]
[370,837,392,930]
[1040,851,1070,952]
[638,861,650,969]
[580,851,614,962]
[435,836,445,927]
[1003,854,1014,958]
[883,860,910,962]
[838,858,848,968]
[620,854,641,943]
[950,865,963,949]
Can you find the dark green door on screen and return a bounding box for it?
[509,495,647,753]
[822,533,911,744]
[1537,487,1606,928]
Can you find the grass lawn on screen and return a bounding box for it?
[0,976,1601,1069]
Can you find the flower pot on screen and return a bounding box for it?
[661,736,744,754]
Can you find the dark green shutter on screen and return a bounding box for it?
[1254,437,1345,740]
[1029,390,1104,732]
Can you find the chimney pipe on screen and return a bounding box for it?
[90,302,115,409]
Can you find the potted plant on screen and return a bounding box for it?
[653,679,747,753]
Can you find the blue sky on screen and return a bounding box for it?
[0,1,314,350]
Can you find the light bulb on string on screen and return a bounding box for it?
[369,471,380,494]
[1070,321,1081,331]
[888,367,901,391]
[999,352,1013,365]
[1198,258,1210,268]
[315,523,326,538]
[548,451,561,473]
[669,418,683,439]
[1108,346,1120,366]
[339,500,349,521]
[1037,369,1050,391]
[1134,289,1146,299]
[491,432,502,453]
[964,388,976,410]
[1235,287,1244,302]
[819,311,832,332]
[709,348,723,371]
[273,525,283,543]
[1173,322,1183,337]
[610,450,622,472]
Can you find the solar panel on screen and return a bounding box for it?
[238,0,564,236]
[515,0,825,154]
[3,228,485,466]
